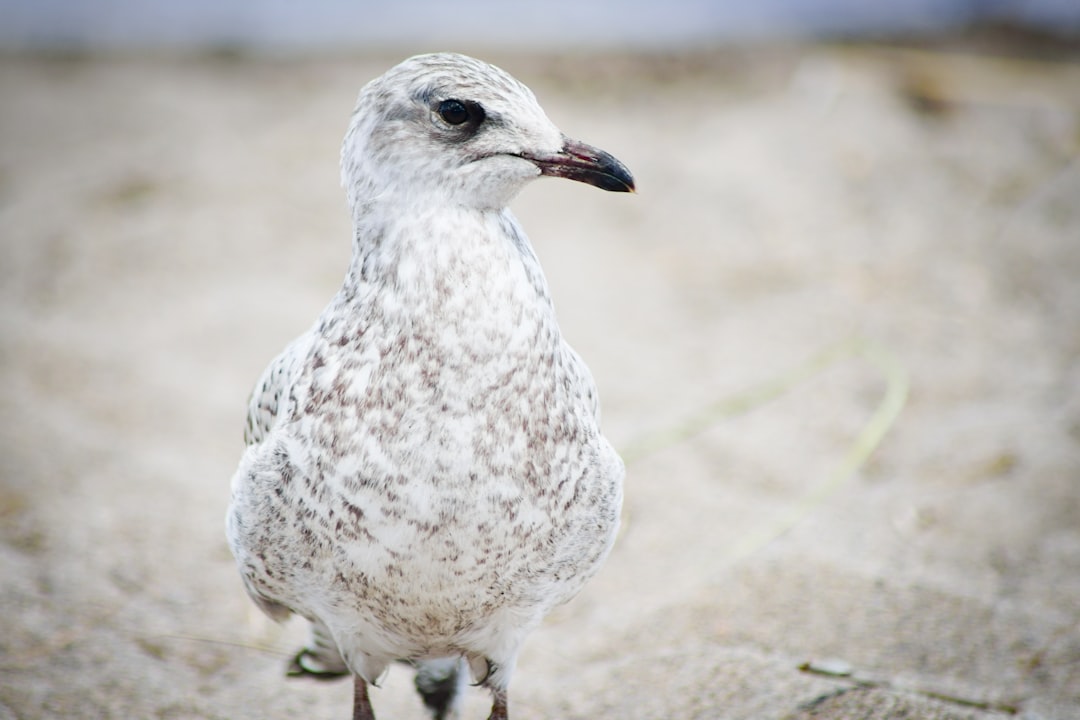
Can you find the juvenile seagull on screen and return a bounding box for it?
[227,52,633,720]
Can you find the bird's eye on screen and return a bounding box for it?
[438,99,477,126]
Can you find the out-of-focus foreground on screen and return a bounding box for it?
[1,40,1078,719]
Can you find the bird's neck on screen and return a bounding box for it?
[340,201,553,319]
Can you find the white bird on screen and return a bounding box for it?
[227,52,633,720]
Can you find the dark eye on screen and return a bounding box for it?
[438,99,481,127]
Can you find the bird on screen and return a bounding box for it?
[226,52,633,720]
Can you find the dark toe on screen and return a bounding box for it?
[286,649,350,681]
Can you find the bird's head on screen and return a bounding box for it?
[341,53,635,213]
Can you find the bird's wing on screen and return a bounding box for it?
[244,333,314,446]
[562,342,603,423]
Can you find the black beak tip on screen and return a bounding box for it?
[590,148,635,193]
[608,166,636,194]
[578,145,635,194]
[526,140,636,194]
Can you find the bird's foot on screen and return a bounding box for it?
[286,648,350,681]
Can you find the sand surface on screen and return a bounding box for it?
[1,43,1079,719]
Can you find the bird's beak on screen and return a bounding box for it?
[523,137,635,193]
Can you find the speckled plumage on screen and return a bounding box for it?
[227,53,631,720]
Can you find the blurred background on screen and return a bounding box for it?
[0,0,1079,50]
[2,2,1079,720]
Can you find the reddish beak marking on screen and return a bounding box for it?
[522,137,635,193]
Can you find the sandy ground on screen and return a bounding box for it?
[1,41,1079,719]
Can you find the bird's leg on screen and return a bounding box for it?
[353,675,376,720]
[487,687,509,720]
